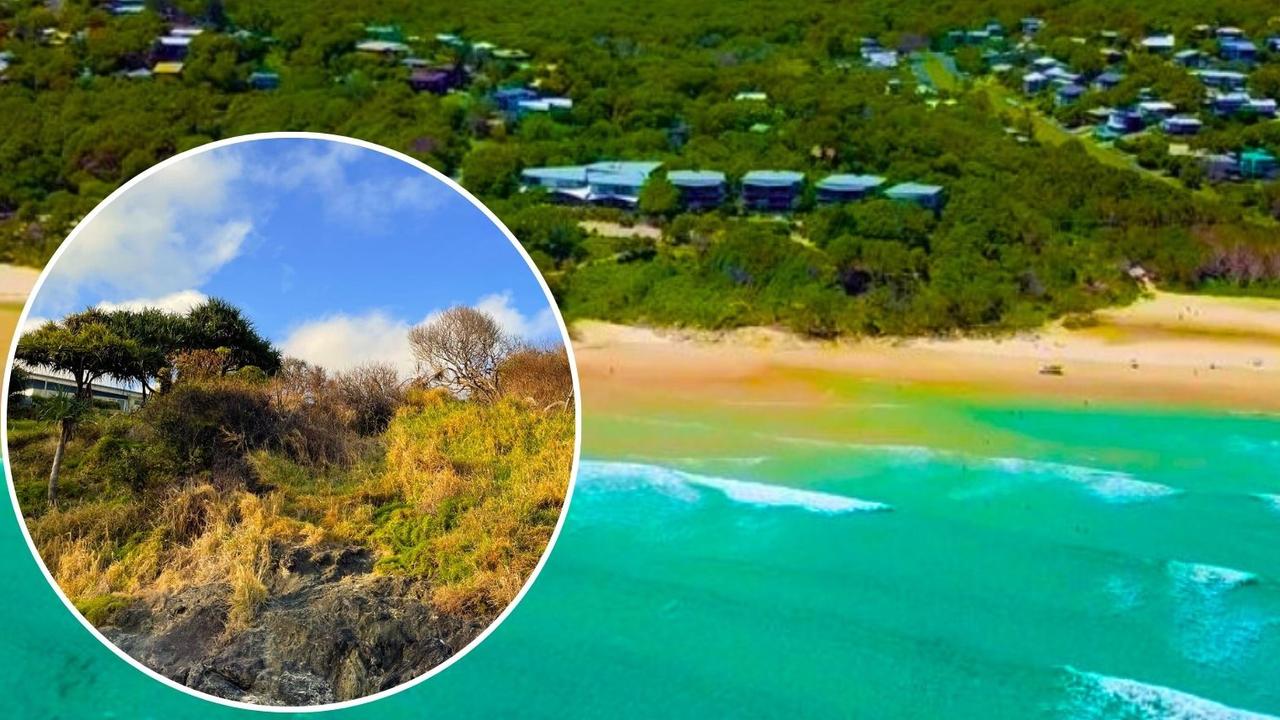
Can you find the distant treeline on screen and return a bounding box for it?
[2,0,1279,336]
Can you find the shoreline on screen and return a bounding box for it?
[572,291,1280,416]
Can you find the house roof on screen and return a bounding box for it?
[355,40,410,53]
[152,61,184,74]
[667,170,727,187]
[1058,84,1085,96]
[1096,71,1123,83]
[522,166,588,184]
[159,35,194,47]
[1164,115,1202,125]
[587,161,661,177]
[886,182,944,198]
[1242,148,1277,161]
[816,174,886,192]
[742,170,804,187]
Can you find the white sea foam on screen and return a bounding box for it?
[988,457,1180,503]
[1168,561,1259,591]
[1253,494,1280,513]
[577,460,891,514]
[1061,667,1278,720]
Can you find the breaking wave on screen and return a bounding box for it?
[1059,667,1278,719]
[988,457,1181,503]
[577,460,891,514]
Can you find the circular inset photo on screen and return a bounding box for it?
[2,134,579,710]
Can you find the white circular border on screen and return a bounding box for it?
[0,132,584,713]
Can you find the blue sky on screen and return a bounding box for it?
[29,138,561,375]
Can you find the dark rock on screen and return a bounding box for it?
[102,544,483,706]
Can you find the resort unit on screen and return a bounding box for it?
[409,65,466,94]
[1161,115,1202,135]
[520,161,662,208]
[1195,70,1247,91]
[1140,34,1175,53]
[1137,100,1176,121]
[1173,49,1206,68]
[1021,17,1045,36]
[885,182,946,211]
[1220,38,1257,62]
[13,370,144,412]
[741,171,805,212]
[153,35,193,63]
[493,86,540,113]
[667,170,728,210]
[1240,149,1279,179]
[1056,84,1085,106]
[248,71,280,90]
[108,0,145,15]
[1202,153,1239,181]
[1106,108,1144,135]
[815,174,886,203]
[516,97,573,117]
[1093,71,1124,91]
[355,40,411,55]
[1023,72,1048,94]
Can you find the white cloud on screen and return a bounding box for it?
[280,292,560,376]
[48,151,251,310]
[97,289,208,314]
[280,311,417,377]
[474,291,560,341]
[21,315,50,334]
[244,142,447,232]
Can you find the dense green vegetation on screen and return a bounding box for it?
[10,302,575,625]
[3,0,1280,336]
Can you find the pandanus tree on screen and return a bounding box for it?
[182,298,282,377]
[16,309,141,506]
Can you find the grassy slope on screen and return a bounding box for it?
[10,389,574,627]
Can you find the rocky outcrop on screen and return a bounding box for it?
[103,545,484,706]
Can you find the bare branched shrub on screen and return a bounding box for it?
[499,348,574,411]
[334,363,405,435]
[408,307,513,402]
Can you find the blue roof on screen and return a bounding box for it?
[1058,84,1085,96]
[742,170,805,187]
[1096,71,1123,83]
[885,182,944,198]
[667,170,726,187]
[521,166,587,183]
[494,86,538,99]
[587,161,662,177]
[816,174,886,192]
[589,172,648,189]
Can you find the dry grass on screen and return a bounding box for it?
[15,380,575,629]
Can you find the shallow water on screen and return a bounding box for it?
[3,389,1278,718]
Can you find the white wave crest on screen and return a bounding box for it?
[989,457,1180,503]
[1060,667,1277,719]
[1168,561,1259,591]
[577,460,891,514]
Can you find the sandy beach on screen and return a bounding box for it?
[573,291,1280,415]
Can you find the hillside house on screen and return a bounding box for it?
[1174,49,1206,68]
[1093,71,1124,91]
[14,370,144,412]
[885,182,946,211]
[741,171,805,211]
[1240,149,1278,179]
[1023,72,1048,94]
[815,174,886,203]
[1161,115,1202,135]
[409,65,466,94]
[1220,38,1257,63]
[248,70,279,90]
[1195,69,1247,91]
[1141,34,1175,53]
[153,35,193,62]
[1056,84,1085,106]
[668,170,728,209]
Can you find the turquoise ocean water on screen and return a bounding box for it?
[3,394,1278,718]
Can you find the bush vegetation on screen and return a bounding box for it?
[3,0,1280,337]
[11,302,575,629]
